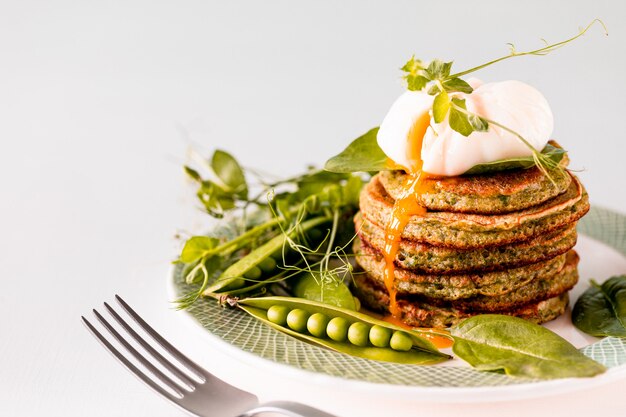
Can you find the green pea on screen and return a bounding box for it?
[348,322,370,347]
[369,325,392,348]
[258,256,277,273]
[390,331,413,351]
[266,305,290,326]
[326,317,349,342]
[286,309,310,333]
[307,313,330,338]
[243,266,262,280]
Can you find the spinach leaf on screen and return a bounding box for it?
[293,272,357,310]
[451,315,606,379]
[572,275,626,337]
[463,144,566,175]
[324,127,388,173]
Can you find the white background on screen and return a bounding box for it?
[1,1,625,416]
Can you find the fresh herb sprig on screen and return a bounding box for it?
[176,149,365,309]
[400,19,606,182]
[325,20,607,179]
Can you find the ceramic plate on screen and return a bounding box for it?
[170,206,626,402]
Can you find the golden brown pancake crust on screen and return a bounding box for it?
[353,273,571,329]
[359,173,588,248]
[379,160,571,214]
[355,216,577,274]
[355,244,568,299]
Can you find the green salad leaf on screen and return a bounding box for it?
[572,275,626,337]
[293,272,357,310]
[451,315,606,379]
[324,127,387,173]
[211,150,248,199]
[463,143,566,175]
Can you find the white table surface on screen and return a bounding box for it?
[2,1,626,416]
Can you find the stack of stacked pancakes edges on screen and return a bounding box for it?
[353,150,590,328]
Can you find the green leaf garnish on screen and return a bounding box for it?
[464,143,565,175]
[211,150,248,200]
[398,20,605,179]
[432,91,451,123]
[177,146,366,309]
[425,59,452,81]
[572,275,626,337]
[324,127,387,173]
[401,56,428,91]
[180,236,219,264]
[441,77,473,94]
[293,271,357,310]
[451,315,606,379]
[448,98,473,136]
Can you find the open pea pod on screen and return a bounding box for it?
[238,296,451,364]
[204,216,330,294]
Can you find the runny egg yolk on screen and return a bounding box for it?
[382,110,433,322]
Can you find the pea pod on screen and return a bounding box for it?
[204,216,330,294]
[237,296,451,365]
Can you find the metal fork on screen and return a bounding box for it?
[82,295,337,417]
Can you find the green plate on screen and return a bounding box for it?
[171,206,626,387]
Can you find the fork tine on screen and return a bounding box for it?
[103,302,198,389]
[115,295,205,379]
[92,309,185,397]
[81,316,181,400]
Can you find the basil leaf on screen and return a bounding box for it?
[324,127,388,173]
[180,236,219,263]
[463,144,566,175]
[572,275,626,337]
[211,150,248,199]
[452,315,606,379]
[443,77,474,94]
[293,272,357,310]
[448,98,473,136]
[432,91,451,123]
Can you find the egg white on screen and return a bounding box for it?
[377,80,554,176]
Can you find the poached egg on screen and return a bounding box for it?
[377,79,554,176]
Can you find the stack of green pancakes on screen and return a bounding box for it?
[353,158,590,328]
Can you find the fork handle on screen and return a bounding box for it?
[237,400,337,417]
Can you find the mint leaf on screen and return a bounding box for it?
[324,127,387,173]
[448,98,474,136]
[432,91,451,123]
